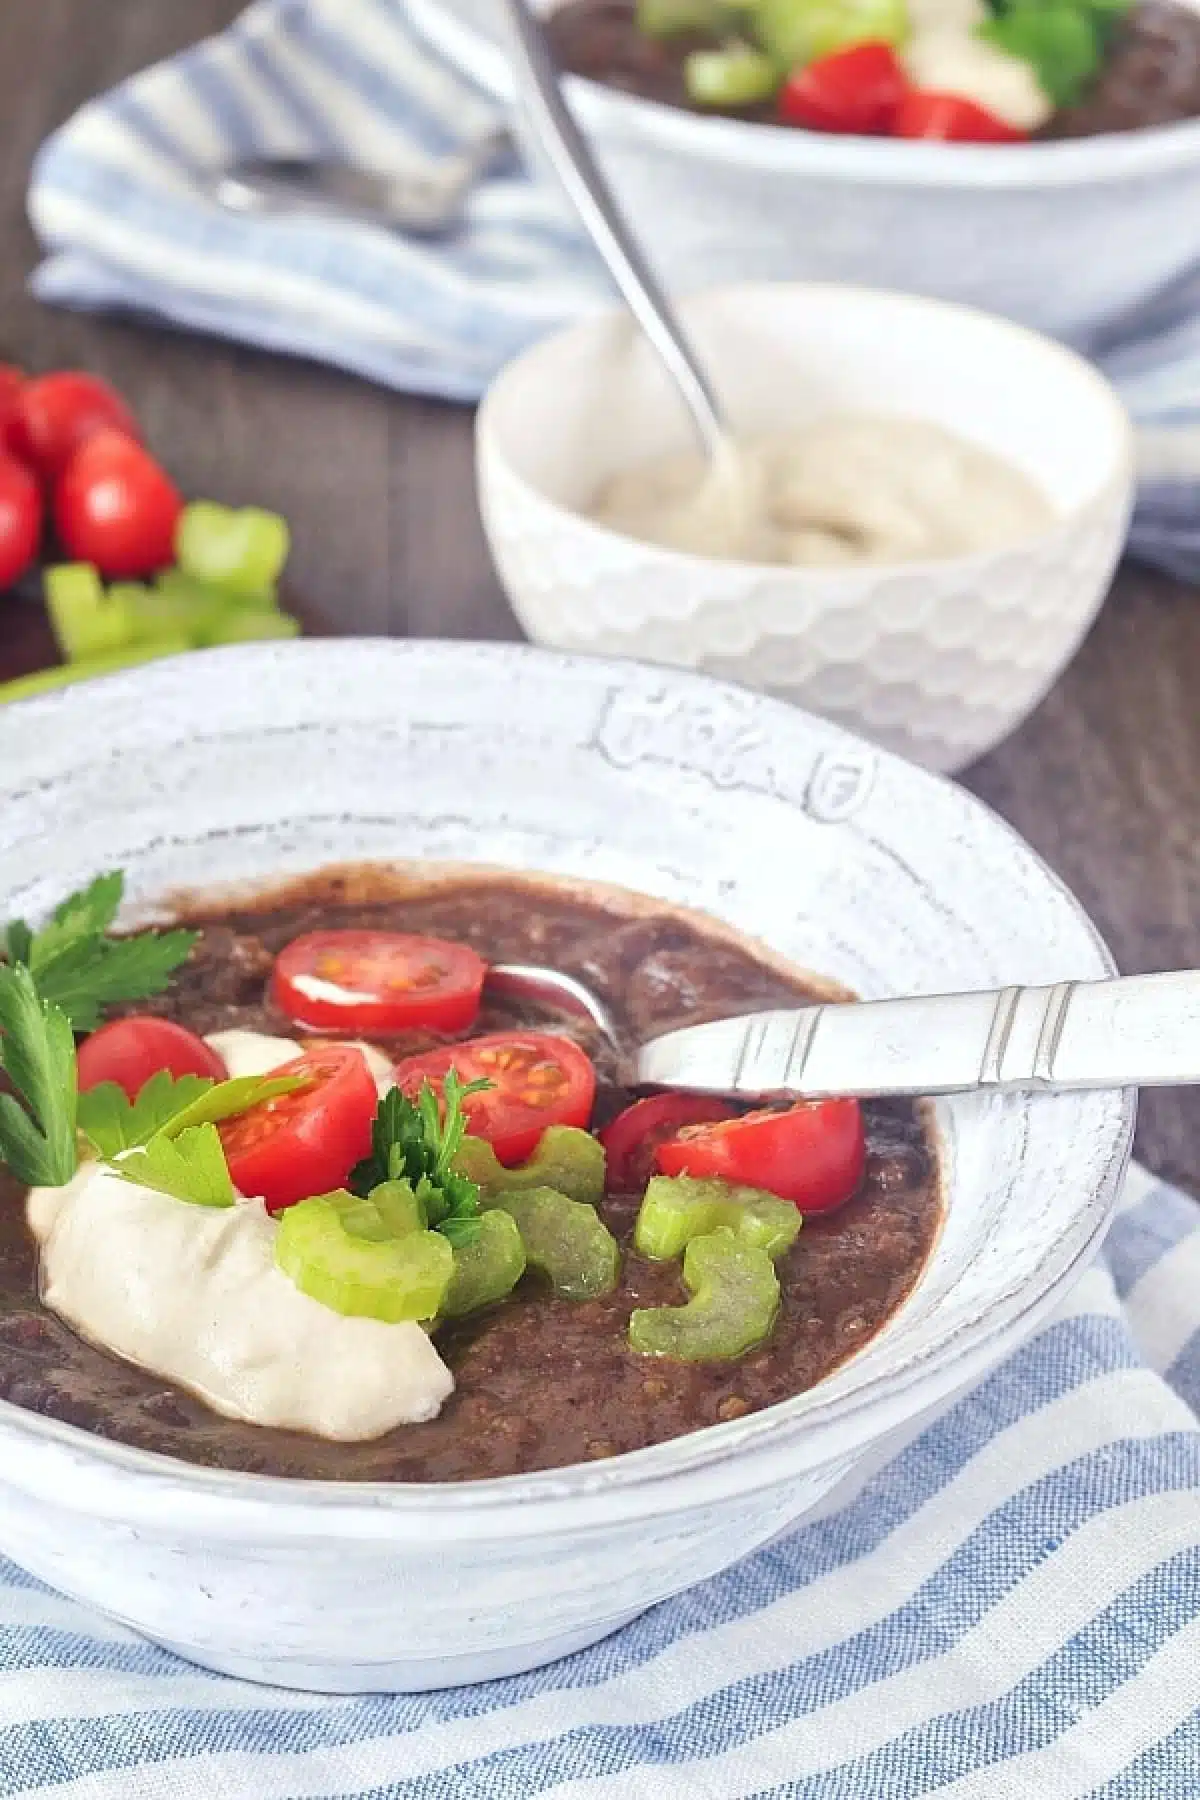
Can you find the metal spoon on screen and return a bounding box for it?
[498,0,755,546]
[208,128,514,238]
[488,963,1200,1099]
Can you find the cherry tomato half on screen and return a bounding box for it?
[0,454,42,591]
[779,43,907,135]
[77,1016,228,1100]
[600,1093,738,1195]
[11,372,140,478]
[894,90,1027,142]
[271,930,486,1036]
[394,1031,596,1166]
[54,428,182,578]
[0,367,24,458]
[218,1045,379,1213]
[655,1098,866,1210]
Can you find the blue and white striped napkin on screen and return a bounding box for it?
[1,1158,1198,1798]
[24,0,1200,583]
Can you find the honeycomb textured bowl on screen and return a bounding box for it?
[478,283,1135,773]
[0,641,1132,1692]
[410,0,1200,345]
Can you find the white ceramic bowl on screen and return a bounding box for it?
[0,641,1132,1693]
[410,0,1200,345]
[478,282,1134,773]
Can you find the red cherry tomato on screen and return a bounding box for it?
[779,43,907,135]
[895,90,1027,142]
[272,930,486,1036]
[218,1045,379,1213]
[394,1031,596,1166]
[655,1098,866,1210]
[0,367,24,458]
[77,1016,227,1100]
[54,428,182,578]
[10,372,140,478]
[0,454,42,590]
[600,1093,738,1195]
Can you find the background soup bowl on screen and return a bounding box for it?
[0,641,1131,1693]
[478,282,1134,774]
[409,0,1200,346]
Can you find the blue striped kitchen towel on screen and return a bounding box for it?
[23,0,1200,584]
[0,1157,1198,1797]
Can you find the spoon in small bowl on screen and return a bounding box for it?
[497,0,758,554]
[487,962,1200,1100]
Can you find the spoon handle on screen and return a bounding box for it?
[498,0,727,460]
[635,970,1200,1099]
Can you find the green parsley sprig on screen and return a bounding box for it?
[351,1071,492,1247]
[1,871,198,1033]
[0,963,77,1187]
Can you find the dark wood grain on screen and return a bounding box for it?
[1,1,1197,1184]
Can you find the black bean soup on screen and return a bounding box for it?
[0,870,942,1482]
[546,0,1200,138]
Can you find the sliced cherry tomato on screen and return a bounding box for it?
[77,1016,227,1100]
[894,90,1028,142]
[0,455,42,590]
[272,930,486,1036]
[779,43,907,135]
[655,1098,866,1210]
[600,1093,738,1195]
[54,428,182,579]
[10,372,140,478]
[218,1045,378,1213]
[394,1031,596,1167]
[0,367,24,458]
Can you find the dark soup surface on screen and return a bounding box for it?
[0,868,942,1482]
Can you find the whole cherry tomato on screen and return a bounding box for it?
[77,1016,227,1100]
[779,43,907,135]
[894,90,1028,142]
[0,454,43,590]
[10,372,140,478]
[54,428,182,578]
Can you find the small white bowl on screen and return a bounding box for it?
[410,0,1200,345]
[477,282,1134,772]
[0,641,1132,1692]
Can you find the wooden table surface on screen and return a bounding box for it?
[3,0,1199,1186]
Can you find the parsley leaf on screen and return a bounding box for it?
[0,963,78,1187]
[113,1125,234,1209]
[81,1069,309,1159]
[351,1071,491,1246]
[1,871,198,1032]
[78,1070,216,1157]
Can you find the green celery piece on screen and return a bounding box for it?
[0,640,193,706]
[200,609,301,646]
[368,1178,428,1238]
[454,1126,606,1207]
[750,0,907,65]
[124,582,225,649]
[629,1228,780,1360]
[685,42,780,105]
[636,0,726,35]
[176,501,290,599]
[441,1209,527,1318]
[978,7,1097,106]
[484,1184,619,1301]
[44,565,138,662]
[275,1192,454,1322]
[635,1174,802,1262]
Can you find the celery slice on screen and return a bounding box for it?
[0,640,193,706]
[485,1184,619,1301]
[454,1126,605,1207]
[201,608,301,646]
[637,0,727,35]
[750,0,907,65]
[629,1229,780,1360]
[176,501,290,598]
[635,1174,802,1262]
[274,1191,453,1321]
[44,565,137,661]
[441,1209,527,1318]
[684,42,780,106]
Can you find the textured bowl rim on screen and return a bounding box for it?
[476,280,1136,584]
[0,640,1135,1525]
[409,0,1200,190]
